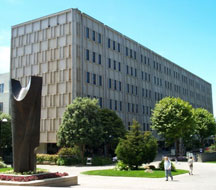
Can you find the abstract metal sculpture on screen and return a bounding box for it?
[11,76,42,172]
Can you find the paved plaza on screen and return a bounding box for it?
[1,161,216,190]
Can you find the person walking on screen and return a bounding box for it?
[164,157,173,181]
[188,156,194,175]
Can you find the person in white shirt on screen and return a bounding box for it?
[188,156,194,175]
[164,157,173,181]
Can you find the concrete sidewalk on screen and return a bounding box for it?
[1,162,216,190]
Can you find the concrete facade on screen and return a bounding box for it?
[10,9,213,148]
[0,72,10,114]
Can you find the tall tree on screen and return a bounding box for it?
[57,97,103,158]
[98,108,126,156]
[115,120,157,169]
[193,108,216,148]
[151,97,195,156]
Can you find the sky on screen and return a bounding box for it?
[0,0,215,116]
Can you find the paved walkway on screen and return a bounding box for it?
[1,161,216,190]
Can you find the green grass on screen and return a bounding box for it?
[82,169,188,178]
[0,167,48,175]
[205,161,216,163]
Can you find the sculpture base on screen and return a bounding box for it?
[0,175,78,187]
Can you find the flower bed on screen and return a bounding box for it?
[0,172,68,182]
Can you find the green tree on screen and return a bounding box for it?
[115,120,157,169]
[0,113,12,153]
[193,108,216,148]
[57,97,103,158]
[98,108,126,156]
[151,97,195,156]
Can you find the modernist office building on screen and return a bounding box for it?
[10,9,213,152]
[0,73,10,114]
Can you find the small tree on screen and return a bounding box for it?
[0,113,12,152]
[115,120,157,169]
[98,108,126,156]
[151,97,195,156]
[193,108,216,148]
[57,97,103,158]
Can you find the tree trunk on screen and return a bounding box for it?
[175,139,180,157]
[79,144,85,160]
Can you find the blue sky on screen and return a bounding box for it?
[0,0,215,116]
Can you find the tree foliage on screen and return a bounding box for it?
[151,97,195,155]
[0,113,12,150]
[115,120,157,169]
[57,97,103,158]
[193,108,216,147]
[98,108,126,154]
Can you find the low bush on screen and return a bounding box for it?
[205,145,216,153]
[91,156,113,166]
[115,160,129,171]
[36,154,58,164]
[57,156,80,166]
[158,160,176,171]
[57,146,81,157]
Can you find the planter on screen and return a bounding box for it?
[197,152,216,162]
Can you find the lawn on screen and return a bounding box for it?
[205,161,216,163]
[82,169,188,178]
[0,167,48,174]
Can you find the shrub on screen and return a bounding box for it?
[158,160,176,171]
[115,120,158,170]
[115,160,129,171]
[91,156,113,166]
[148,165,156,170]
[58,146,81,158]
[56,157,80,166]
[205,144,216,153]
[36,154,58,164]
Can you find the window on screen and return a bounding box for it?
[109,79,112,88]
[110,99,112,109]
[141,54,143,62]
[126,47,128,56]
[0,102,3,112]
[134,51,136,59]
[86,49,89,61]
[99,75,102,86]
[131,85,134,94]
[113,41,115,50]
[136,104,138,113]
[93,74,96,84]
[144,56,146,64]
[98,54,101,64]
[114,80,117,90]
[115,100,117,110]
[127,84,129,93]
[86,27,89,38]
[128,103,130,112]
[0,84,4,93]
[142,105,145,114]
[131,67,133,76]
[136,86,138,95]
[142,88,144,96]
[135,69,137,77]
[99,97,102,107]
[126,65,129,74]
[86,72,90,83]
[108,58,111,68]
[142,71,144,80]
[92,30,95,41]
[118,62,121,71]
[130,49,133,58]
[119,81,121,91]
[143,123,146,131]
[92,52,96,63]
[108,38,111,48]
[119,101,122,111]
[113,60,116,70]
[118,43,120,52]
[98,33,101,43]
[132,104,134,112]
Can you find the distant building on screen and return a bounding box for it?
[10,9,213,152]
[0,72,10,114]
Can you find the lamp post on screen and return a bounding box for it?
[0,118,8,157]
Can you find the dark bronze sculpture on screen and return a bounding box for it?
[11,76,42,172]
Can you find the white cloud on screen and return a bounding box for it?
[0,46,10,74]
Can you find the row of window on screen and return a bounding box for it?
[86,95,103,107]
[128,103,139,113]
[126,65,137,77]
[141,71,151,82]
[154,76,163,86]
[153,61,162,72]
[86,49,102,64]
[0,102,3,112]
[108,38,120,52]
[108,58,121,71]
[109,99,122,111]
[109,79,122,91]
[165,80,172,90]
[125,47,136,60]
[155,92,163,101]
[142,88,152,99]
[126,84,138,95]
[128,122,151,131]
[86,27,101,44]
[86,72,102,86]
[0,84,4,93]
